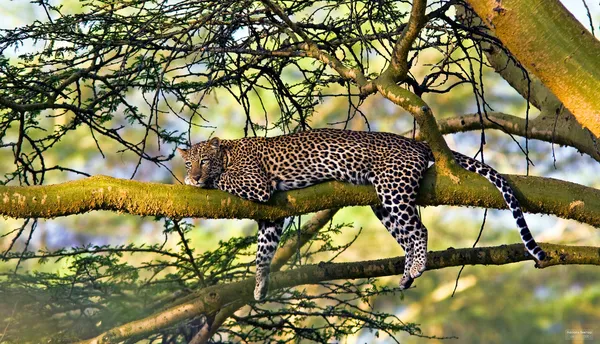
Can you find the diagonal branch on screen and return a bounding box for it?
[463,0,600,137]
[454,4,600,162]
[258,0,458,177]
[77,243,600,344]
[259,0,372,90]
[374,0,459,178]
[454,4,600,161]
[387,0,428,79]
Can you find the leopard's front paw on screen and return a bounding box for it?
[254,269,269,301]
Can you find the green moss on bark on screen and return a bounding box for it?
[1,173,599,227]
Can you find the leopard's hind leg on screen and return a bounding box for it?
[371,205,419,288]
[370,155,429,289]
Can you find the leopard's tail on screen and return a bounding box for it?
[449,151,546,261]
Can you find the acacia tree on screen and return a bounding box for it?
[0,0,599,343]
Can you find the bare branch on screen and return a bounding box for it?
[405,112,600,163]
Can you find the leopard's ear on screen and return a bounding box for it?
[176,147,187,157]
[208,137,220,150]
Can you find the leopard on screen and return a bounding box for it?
[177,128,546,301]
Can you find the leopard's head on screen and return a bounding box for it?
[177,137,224,188]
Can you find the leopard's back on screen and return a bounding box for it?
[254,129,431,190]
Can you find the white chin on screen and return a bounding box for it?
[184,177,206,187]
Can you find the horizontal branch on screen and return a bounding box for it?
[2,173,600,227]
[405,112,600,163]
[78,243,600,343]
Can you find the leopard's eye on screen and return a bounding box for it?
[185,161,192,169]
[200,159,209,165]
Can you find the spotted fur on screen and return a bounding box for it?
[177,129,545,301]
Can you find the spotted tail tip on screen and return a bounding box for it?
[532,246,546,261]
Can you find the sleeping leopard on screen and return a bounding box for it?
[177,128,546,301]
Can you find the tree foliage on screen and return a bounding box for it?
[0,0,598,343]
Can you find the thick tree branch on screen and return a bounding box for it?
[2,173,600,226]
[78,243,600,344]
[463,0,600,137]
[455,4,560,112]
[454,5,600,161]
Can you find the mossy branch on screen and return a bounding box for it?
[2,173,600,227]
[78,243,600,344]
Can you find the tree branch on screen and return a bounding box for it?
[260,0,372,91]
[2,173,599,227]
[405,112,600,163]
[454,4,558,112]
[78,243,600,343]
[373,0,460,179]
[387,0,428,79]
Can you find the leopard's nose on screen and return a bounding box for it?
[192,177,205,188]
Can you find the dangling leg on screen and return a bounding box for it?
[371,205,415,288]
[371,163,428,289]
[255,218,285,301]
[408,217,428,283]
